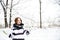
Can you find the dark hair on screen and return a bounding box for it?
[14,17,22,24]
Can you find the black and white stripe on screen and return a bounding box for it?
[9,29,29,40]
[9,24,29,40]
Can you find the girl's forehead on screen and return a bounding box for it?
[17,18,21,20]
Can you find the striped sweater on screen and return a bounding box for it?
[9,24,29,40]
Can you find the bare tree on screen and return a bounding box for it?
[9,0,20,28]
[9,0,13,28]
[39,0,42,28]
[0,0,8,28]
[0,0,20,28]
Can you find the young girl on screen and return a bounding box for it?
[9,17,29,40]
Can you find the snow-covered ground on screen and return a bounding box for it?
[0,27,60,40]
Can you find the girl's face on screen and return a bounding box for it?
[16,18,22,24]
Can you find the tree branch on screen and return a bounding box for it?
[12,0,20,7]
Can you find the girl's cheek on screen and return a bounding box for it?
[18,21,21,24]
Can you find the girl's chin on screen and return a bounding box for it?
[18,23,20,25]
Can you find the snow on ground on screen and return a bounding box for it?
[0,27,60,40]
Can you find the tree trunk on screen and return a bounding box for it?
[39,0,42,28]
[1,2,8,28]
[9,0,13,28]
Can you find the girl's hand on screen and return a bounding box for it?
[26,31,30,35]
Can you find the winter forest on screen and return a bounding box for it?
[0,0,60,40]
[0,0,60,28]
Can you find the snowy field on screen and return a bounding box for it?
[0,27,60,40]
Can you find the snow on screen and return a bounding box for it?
[0,28,60,40]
